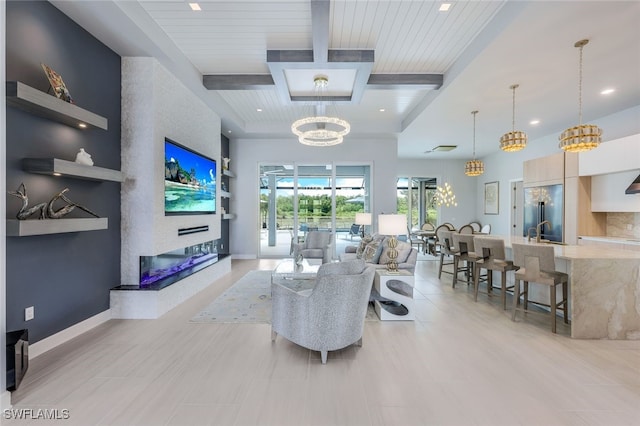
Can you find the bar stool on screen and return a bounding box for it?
[473,237,517,309]
[451,233,479,288]
[511,243,569,333]
[437,229,456,279]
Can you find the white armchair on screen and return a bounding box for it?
[291,230,334,263]
[271,259,376,364]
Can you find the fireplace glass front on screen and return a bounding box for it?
[140,240,218,289]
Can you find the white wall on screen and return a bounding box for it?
[1,0,10,412]
[397,159,477,228]
[230,137,398,258]
[121,57,222,284]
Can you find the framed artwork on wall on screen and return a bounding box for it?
[484,181,499,215]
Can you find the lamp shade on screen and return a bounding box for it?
[355,212,372,225]
[378,214,406,236]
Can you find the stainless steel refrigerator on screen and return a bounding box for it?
[523,184,563,242]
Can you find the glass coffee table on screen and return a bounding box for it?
[271,258,320,283]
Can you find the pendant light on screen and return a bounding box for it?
[500,84,527,152]
[465,110,484,176]
[291,75,350,147]
[558,39,602,152]
[434,181,457,207]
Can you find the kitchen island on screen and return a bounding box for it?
[500,236,640,340]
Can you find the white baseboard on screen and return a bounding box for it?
[1,390,11,411]
[231,254,257,260]
[29,309,112,360]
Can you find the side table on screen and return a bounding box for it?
[373,270,415,320]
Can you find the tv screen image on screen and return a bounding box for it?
[164,138,216,215]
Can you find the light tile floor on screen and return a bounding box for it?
[6,258,640,425]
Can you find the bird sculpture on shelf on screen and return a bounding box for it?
[8,183,100,220]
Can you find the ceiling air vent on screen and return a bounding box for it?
[425,145,457,153]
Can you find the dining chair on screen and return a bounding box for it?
[407,226,425,254]
[458,224,474,234]
[421,223,436,255]
[469,221,482,233]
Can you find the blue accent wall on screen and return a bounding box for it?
[6,0,121,342]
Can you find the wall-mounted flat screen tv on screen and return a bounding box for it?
[165,138,216,215]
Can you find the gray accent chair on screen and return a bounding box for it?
[292,230,334,264]
[271,259,376,364]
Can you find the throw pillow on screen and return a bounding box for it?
[362,239,383,264]
[356,234,373,258]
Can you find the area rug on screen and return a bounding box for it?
[190,270,378,324]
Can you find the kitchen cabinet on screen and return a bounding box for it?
[523,152,564,187]
[522,152,605,244]
[564,154,606,244]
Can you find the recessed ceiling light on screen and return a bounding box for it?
[228,130,232,133]
[379,108,385,112]
[529,119,540,125]
[78,123,87,128]
[439,3,451,12]
[189,3,201,11]
[600,88,615,95]
[256,108,263,112]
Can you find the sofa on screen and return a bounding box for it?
[339,234,418,273]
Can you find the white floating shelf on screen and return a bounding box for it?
[22,158,122,182]
[222,213,236,220]
[222,169,236,178]
[6,81,108,130]
[7,218,108,237]
[220,190,231,198]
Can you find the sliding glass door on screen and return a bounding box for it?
[398,177,438,230]
[258,163,371,258]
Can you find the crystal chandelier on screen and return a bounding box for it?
[434,182,457,207]
[291,75,350,147]
[500,84,527,152]
[559,39,602,153]
[465,110,484,176]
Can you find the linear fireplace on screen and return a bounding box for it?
[140,240,218,290]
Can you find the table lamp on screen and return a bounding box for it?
[378,214,406,273]
[355,212,372,238]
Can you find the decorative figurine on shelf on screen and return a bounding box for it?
[7,183,46,219]
[8,183,100,220]
[221,182,227,192]
[222,157,230,171]
[47,188,100,219]
[74,148,94,166]
[41,63,74,104]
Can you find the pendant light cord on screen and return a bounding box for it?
[578,44,583,126]
[471,110,478,159]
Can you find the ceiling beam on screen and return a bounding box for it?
[367,74,443,90]
[202,75,274,90]
[311,0,330,63]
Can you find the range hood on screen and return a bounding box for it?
[625,174,640,194]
